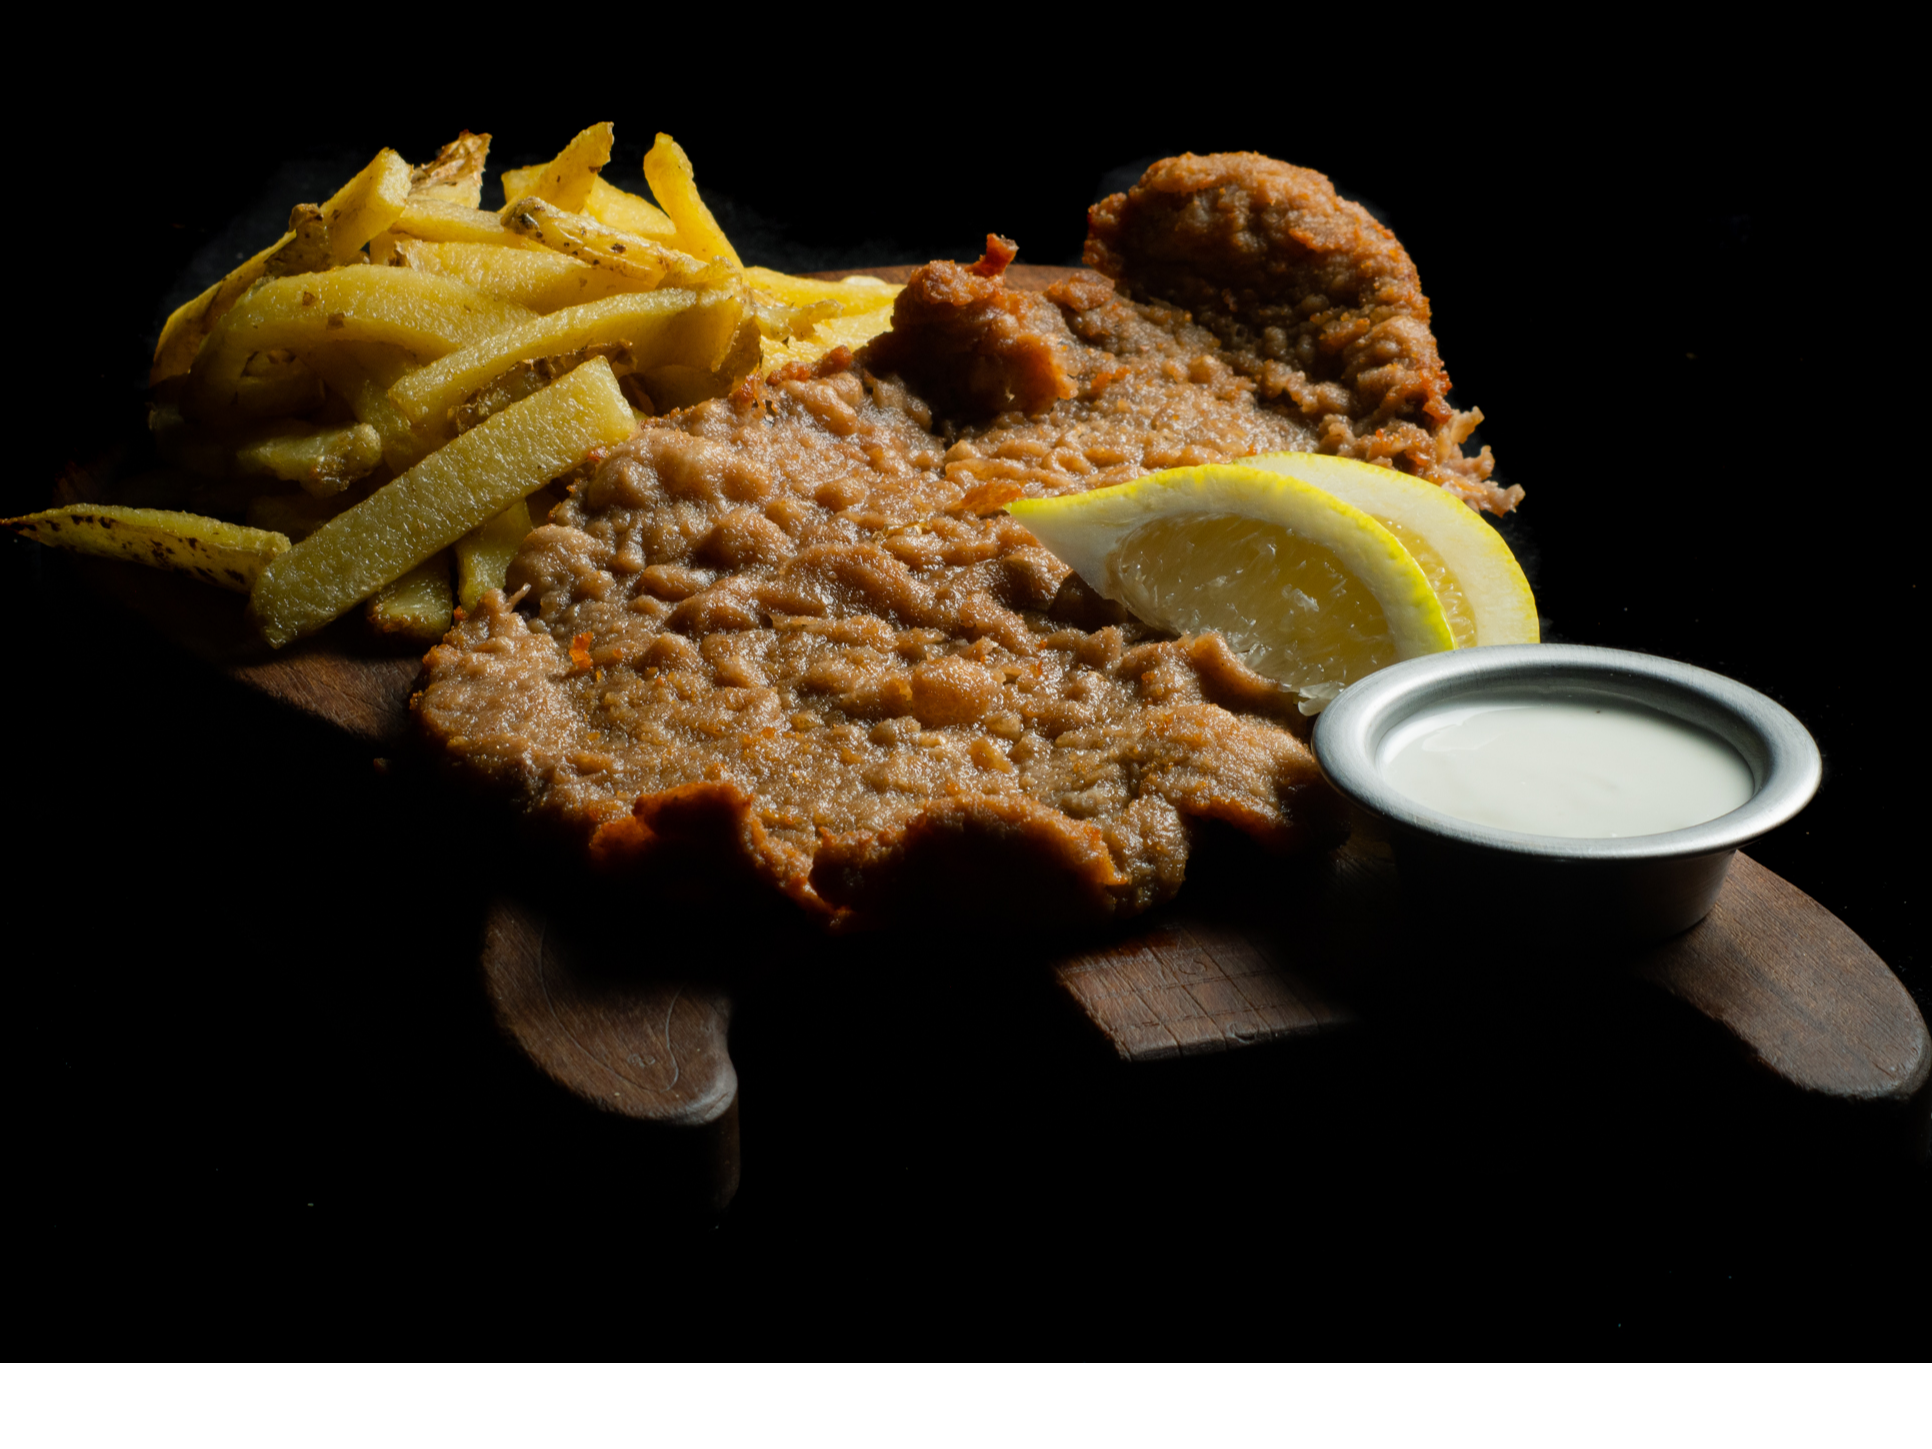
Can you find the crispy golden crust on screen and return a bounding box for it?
[416,262,1345,929]
[857,236,1077,420]
[419,151,1511,927]
[1087,152,1518,513]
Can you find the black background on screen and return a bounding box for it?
[11,47,1924,1353]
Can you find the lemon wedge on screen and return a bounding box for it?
[1008,463,1455,712]
[1242,453,1539,650]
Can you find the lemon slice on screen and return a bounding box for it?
[1242,453,1539,649]
[1008,463,1454,712]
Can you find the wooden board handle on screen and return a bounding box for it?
[1631,852,1929,1104]
[481,895,740,1210]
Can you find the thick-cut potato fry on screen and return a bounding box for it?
[640,313,762,409]
[410,132,491,207]
[319,149,413,262]
[119,123,866,646]
[151,405,382,497]
[502,198,730,290]
[235,424,383,498]
[262,207,337,279]
[757,303,900,370]
[447,344,635,433]
[299,343,430,473]
[386,286,743,428]
[376,236,646,314]
[455,497,532,609]
[507,122,614,215]
[367,551,454,640]
[501,166,678,240]
[499,163,539,203]
[743,269,897,367]
[266,149,412,278]
[184,269,532,424]
[749,296,839,341]
[744,267,900,312]
[155,146,416,381]
[642,134,742,267]
[249,358,635,647]
[5,504,289,592]
[386,198,542,248]
[583,178,678,241]
[150,235,291,384]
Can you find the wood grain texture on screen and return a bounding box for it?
[1632,853,1929,1103]
[1063,831,1929,1117]
[482,895,738,1128]
[1053,904,1355,1060]
[480,894,741,1212]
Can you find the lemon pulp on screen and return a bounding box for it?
[1242,452,1536,650]
[1378,520,1476,648]
[1111,513,1403,692]
[1007,462,1456,712]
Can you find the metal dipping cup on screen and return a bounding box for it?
[1313,645,1823,944]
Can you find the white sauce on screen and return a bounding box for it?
[1375,696,1756,838]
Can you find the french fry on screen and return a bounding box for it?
[749,296,840,340]
[639,313,762,409]
[506,122,614,214]
[184,269,533,425]
[299,343,432,473]
[386,197,542,248]
[266,149,412,278]
[150,235,291,385]
[744,267,900,312]
[756,305,900,370]
[249,357,635,647]
[447,345,633,433]
[744,271,897,367]
[643,134,742,267]
[499,163,539,202]
[376,236,646,314]
[584,179,679,241]
[502,198,729,289]
[455,498,532,609]
[107,123,858,647]
[410,132,491,207]
[386,286,744,430]
[501,163,680,241]
[152,405,382,497]
[264,209,337,278]
[234,424,383,498]
[5,504,289,592]
[157,150,420,383]
[367,552,454,640]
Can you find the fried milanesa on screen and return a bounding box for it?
[1088,152,1518,514]
[416,154,1502,928]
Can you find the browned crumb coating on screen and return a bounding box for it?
[1088,152,1518,513]
[419,151,1514,928]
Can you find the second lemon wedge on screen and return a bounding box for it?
[1008,463,1455,712]
[1241,453,1539,650]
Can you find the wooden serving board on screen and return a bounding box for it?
[56,266,1932,1213]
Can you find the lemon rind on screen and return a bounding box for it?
[1242,452,1539,647]
[1007,463,1453,662]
